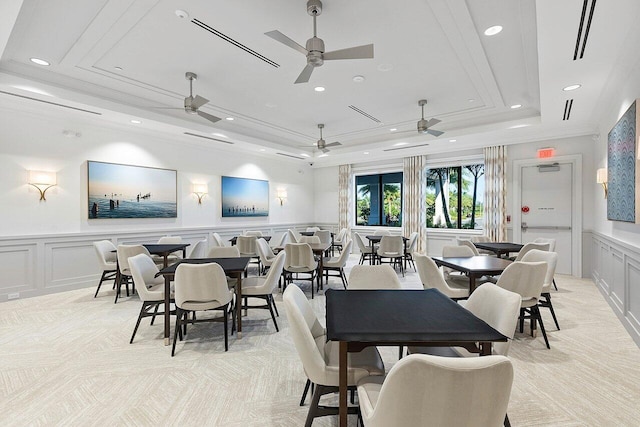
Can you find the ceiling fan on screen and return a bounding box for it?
[416,99,444,136]
[265,0,374,84]
[167,72,221,125]
[315,124,341,152]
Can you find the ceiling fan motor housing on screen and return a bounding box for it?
[184,96,198,114]
[417,119,430,133]
[306,37,325,66]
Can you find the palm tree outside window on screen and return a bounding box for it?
[356,172,402,227]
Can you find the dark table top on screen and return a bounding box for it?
[365,235,409,243]
[474,242,523,254]
[229,236,271,245]
[142,243,190,254]
[431,256,512,276]
[300,231,334,236]
[325,288,506,344]
[157,257,251,276]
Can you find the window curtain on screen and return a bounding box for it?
[483,146,507,241]
[338,164,352,231]
[403,155,426,253]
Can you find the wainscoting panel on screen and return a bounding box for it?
[591,232,640,347]
[0,243,36,294]
[46,240,99,289]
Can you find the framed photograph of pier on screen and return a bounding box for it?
[607,99,640,223]
[221,176,269,217]
[87,161,177,219]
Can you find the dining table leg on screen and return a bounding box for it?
[164,275,171,346]
[236,272,243,339]
[339,341,348,427]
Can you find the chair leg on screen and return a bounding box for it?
[129,303,147,344]
[304,384,325,427]
[532,305,550,349]
[340,269,348,289]
[271,294,280,317]
[552,277,558,291]
[223,304,229,351]
[267,295,279,332]
[94,271,109,298]
[172,308,182,357]
[504,413,511,427]
[300,379,312,406]
[519,307,525,333]
[541,293,560,330]
[150,303,160,325]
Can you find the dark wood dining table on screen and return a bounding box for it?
[229,236,271,245]
[432,255,512,292]
[156,257,251,344]
[474,242,524,258]
[325,288,507,427]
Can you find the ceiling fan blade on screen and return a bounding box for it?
[426,118,441,127]
[324,44,374,60]
[427,129,444,137]
[322,148,330,153]
[197,110,221,124]
[191,95,209,109]
[325,141,342,147]
[295,64,315,84]
[265,30,308,55]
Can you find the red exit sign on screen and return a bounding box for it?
[537,147,555,158]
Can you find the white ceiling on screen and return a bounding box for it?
[1,0,639,166]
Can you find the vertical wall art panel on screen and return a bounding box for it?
[607,100,640,223]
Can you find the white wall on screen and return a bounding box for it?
[313,165,339,224]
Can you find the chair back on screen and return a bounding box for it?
[361,354,513,427]
[348,265,402,289]
[514,242,550,261]
[442,245,475,257]
[470,235,491,243]
[533,237,556,252]
[174,263,232,309]
[256,237,275,264]
[211,232,226,247]
[128,254,163,302]
[464,283,522,355]
[373,229,391,236]
[521,249,558,291]
[188,239,207,259]
[259,251,286,293]
[207,246,240,258]
[335,227,348,243]
[283,285,328,384]
[306,227,321,232]
[287,229,299,243]
[273,233,289,248]
[284,243,316,270]
[496,261,547,303]
[377,235,403,257]
[331,240,353,268]
[236,235,257,256]
[406,232,419,255]
[117,244,150,274]
[244,230,263,237]
[354,232,370,253]
[158,236,181,244]
[314,230,332,245]
[93,240,117,269]
[299,235,321,244]
[458,239,480,256]
[414,254,451,293]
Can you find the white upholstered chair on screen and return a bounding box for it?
[128,254,173,344]
[211,232,226,247]
[404,231,419,272]
[458,239,481,255]
[441,245,476,286]
[533,238,558,289]
[332,227,349,254]
[244,230,263,237]
[376,235,405,276]
[92,240,117,298]
[305,226,320,232]
[271,232,288,250]
[299,235,321,245]
[256,237,276,274]
[188,239,207,258]
[354,232,375,265]
[241,251,286,331]
[283,284,385,426]
[157,235,181,244]
[236,235,259,272]
[414,253,469,300]
[283,243,318,298]
[172,262,234,356]
[496,261,550,348]
[156,235,182,263]
[372,229,391,236]
[287,229,300,244]
[207,245,240,258]
[513,242,550,261]
[115,244,151,303]
[348,264,402,290]
[322,239,352,288]
[357,354,513,427]
[521,249,561,330]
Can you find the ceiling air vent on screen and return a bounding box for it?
[183,132,234,144]
[348,105,381,123]
[383,143,429,152]
[562,99,573,121]
[191,19,279,68]
[0,90,102,115]
[573,0,597,60]
[276,152,305,160]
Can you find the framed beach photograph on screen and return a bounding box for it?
[221,176,269,217]
[87,161,177,219]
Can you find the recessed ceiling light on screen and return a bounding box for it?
[449,139,457,142]
[484,25,503,36]
[314,86,325,92]
[130,119,141,124]
[510,104,522,109]
[319,153,329,158]
[394,142,408,147]
[352,75,365,83]
[259,148,266,152]
[265,103,277,108]
[175,9,189,19]
[363,151,369,155]
[468,98,475,103]
[377,63,393,72]
[225,117,234,121]
[212,133,228,138]
[114,66,123,71]
[563,84,581,91]
[30,57,50,66]
[301,153,311,158]
[389,128,397,132]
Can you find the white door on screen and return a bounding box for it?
[519,163,573,274]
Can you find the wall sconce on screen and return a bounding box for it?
[28,170,56,201]
[276,188,288,206]
[192,183,208,204]
[596,168,608,198]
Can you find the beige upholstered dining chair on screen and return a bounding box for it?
[377,235,405,276]
[496,261,549,348]
[404,231,419,272]
[92,240,117,298]
[356,354,513,427]
[372,229,391,236]
[244,230,263,237]
[207,245,240,258]
[236,235,259,272]
[283,243,318,298]
[322,239,352,288]
[172,262,234,356]
[283,284,385,426]
[354,232,375,265]
[348,264,402,290]
[157,235,181,244]
[457,239,481,256]
[255,237,276,274]
[305,226,320,232]
[532,237,559,289]
[513,241,550,261]
[414,253,469,300]
[521,249,561,330]
[188,239,207,258]
[211,232,226,247]
[332,227,349,254]
[441,245,476,286]
[115,244,152,303]
[287,229,299,243]
[155,235,182,263]
[298,235,321,245]
[241,251,286,331]
[128,253,172,344]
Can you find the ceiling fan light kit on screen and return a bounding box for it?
[316,123,341,153]
[416,99,444,137]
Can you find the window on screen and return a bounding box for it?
[356,172,403,227]
[425,164,484,229]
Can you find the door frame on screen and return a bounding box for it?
[513,154,582,277]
